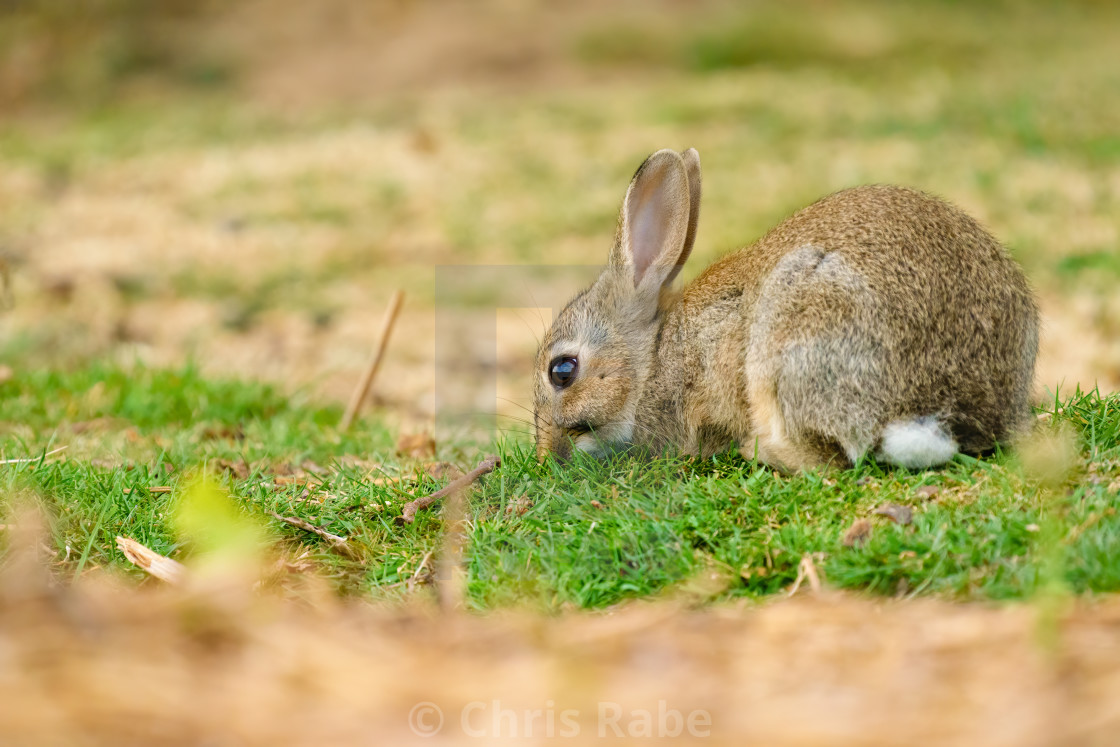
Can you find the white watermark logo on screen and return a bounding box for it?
[408,701,445,737]
[408,699,711,738]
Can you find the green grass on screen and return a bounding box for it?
[2,362,1118,609]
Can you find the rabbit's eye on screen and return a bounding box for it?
[549,356,579,389]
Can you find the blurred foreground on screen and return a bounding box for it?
[3,530,1119,745]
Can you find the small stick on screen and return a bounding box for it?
[1,446,69,464]
[340,290,404,432]
[116,536,186,584]
[269,511,357,558]
[787,553,823,597]
[399,454,500,524]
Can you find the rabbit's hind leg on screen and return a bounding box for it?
[744,327,886,473]
[742,377,845,472]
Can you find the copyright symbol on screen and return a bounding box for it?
[408,702,444,737]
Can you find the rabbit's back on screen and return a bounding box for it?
[718,185,1038,467]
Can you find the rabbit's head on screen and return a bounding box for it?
[534,149,701,461]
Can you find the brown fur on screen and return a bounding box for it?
[535,149,1039,470]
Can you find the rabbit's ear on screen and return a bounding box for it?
[611,148,700,291]
[666,148,702,286]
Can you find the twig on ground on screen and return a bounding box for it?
[339,290,404,432]
[269,511,357,558]
[788,553,823,597]
[398,454,500,524]
[1,446,69,464]
[116,536,186,584]
[409,549,434,589]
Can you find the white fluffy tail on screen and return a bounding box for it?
[876,417,958,469]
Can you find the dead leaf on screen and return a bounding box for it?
[410,126,439,154]
[505,494,533,517]
[42,275,75,303]
[842,518,872,547]
[396,432,436,459]
[301,460,327,475]
[873,503,913,525]
[590,500,604,510]
[336,455,383,472]
[200,424,245,441]
[214,458,251,480]
[68,417,121,434]
[915,485,941,500]
[272,462,298,477]
[274,550,314,574]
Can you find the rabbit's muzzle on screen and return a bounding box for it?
[536,422,595,463]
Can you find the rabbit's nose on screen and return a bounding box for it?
[540,435,573,464]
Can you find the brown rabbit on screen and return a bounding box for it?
[533,148,1039,471]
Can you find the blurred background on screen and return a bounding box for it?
[1,0,1118,432]
[1,5,1119,743]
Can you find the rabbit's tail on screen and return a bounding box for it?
[875,416,957,469]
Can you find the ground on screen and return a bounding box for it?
[1,0,1120,743]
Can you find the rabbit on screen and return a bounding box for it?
[533,148,1039,471]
